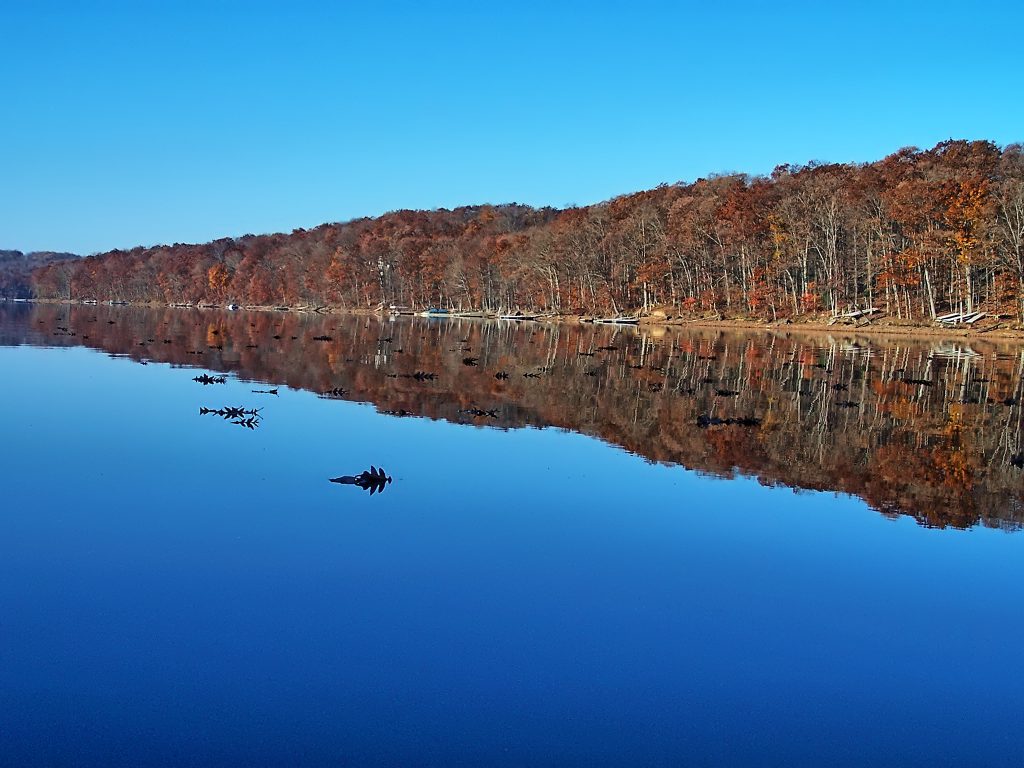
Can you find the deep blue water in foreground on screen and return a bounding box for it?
[2,327,1024,766]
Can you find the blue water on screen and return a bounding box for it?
[2,336,1023,766]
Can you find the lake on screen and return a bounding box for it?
[2,302,1024,767]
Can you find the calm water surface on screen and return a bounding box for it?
[2,303,1024,767]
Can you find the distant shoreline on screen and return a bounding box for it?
[15,297,1024,344]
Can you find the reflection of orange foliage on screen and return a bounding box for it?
[934,448,973,489]
[20,301,1024,531]
[871,380,901,397]
[868,442,979,528]
[703,424,764,470]
[884,397,922,422]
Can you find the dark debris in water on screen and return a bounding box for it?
[199,406,262,429]
[460,407,498,418]
[696,415,761,429]
[193,374,227,385]
[329,466,393,495]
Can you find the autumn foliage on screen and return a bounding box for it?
[0,250,77,298]
[30,140,1024,321]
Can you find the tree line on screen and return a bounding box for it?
[0,250,78,298]
[31,140,1024,321]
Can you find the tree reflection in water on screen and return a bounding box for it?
[5,301,1024,529]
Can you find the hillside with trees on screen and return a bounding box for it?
[31,140,1024,323]
[0,250,78,298]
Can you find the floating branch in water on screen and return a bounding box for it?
[199,406,261,418]
[252,388,278,395]
[193,374,227,385]
[199,406,262,429]
[329,466,393,495]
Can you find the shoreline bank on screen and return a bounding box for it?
[17,297,1024,343]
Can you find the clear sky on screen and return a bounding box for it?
[2,0,1021,255]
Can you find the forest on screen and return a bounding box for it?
[0,250,78,298]
[30,140,1024,323]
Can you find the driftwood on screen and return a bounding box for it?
[841,307,879,319]
[937,311,985,325]
[830,308,880,326]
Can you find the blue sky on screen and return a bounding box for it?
[2,1,1021,254]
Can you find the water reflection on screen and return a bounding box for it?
[3,301,1024,529]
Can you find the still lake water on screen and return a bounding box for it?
[2,302,1024,766]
